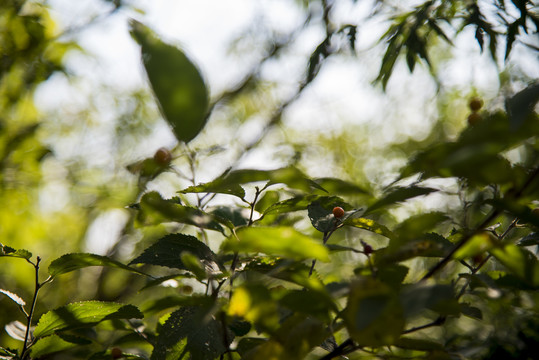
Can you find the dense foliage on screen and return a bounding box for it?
[1,0,538,359]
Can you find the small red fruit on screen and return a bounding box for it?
[154,147,172,166]
[467,112,482,126]
[469,97,483,112]
[363,243,373,255]
[111,347,123,359]
[332,206,345,218]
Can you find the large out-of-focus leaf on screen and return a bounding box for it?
[137,191,224,233]
[130,21,209,144]
[399,283,459,318]
[34,301,143,338]
[222,227,329,262]
[48,253,149,277]
[364,186,438,215]
[228,283,280,332]
[130,234,222,276]
[30,334,91,358]
[343,277,404,347]
[506,82,539,130]
[489,243,539,287]
[0,244,32,259]
[151,306,231,360]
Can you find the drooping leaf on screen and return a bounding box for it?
[0,244,32,259]
[30,334,91,358]
[137,191,224,233]
[130,233,222,276]
[343,277,404,347]
[365,186,438,215]
[34,301,143,338]
[221,227,329,262]
[130,21,209,144]
[48,253,150,277]
[0,289,25,307]
[151,306,231,360]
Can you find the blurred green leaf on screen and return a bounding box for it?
[460,304,483,320]
[365,186,438,215]
[343,277,404,347]
[312,177,368,195]
[130,234,222,276]
[506,82,539,130]
[222,227,329,262]
[48,253,149,277]
[395,337,443,351]
[519,232,539,247]
[34,301,143,338]
[209,206,248,228]
[279,289,337,320]
[400,283,459,318]
[228,283,280,332]
[130,21,209,144]
[261,195,348,219]
[489,243,539,286]
[137,191,224,233]
[151,306,231,360]
[377,264,409,288]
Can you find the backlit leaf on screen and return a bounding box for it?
[0,244,32,259]
[48,253,149,277]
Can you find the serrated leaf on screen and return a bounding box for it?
[221,227,329,262]
[48,253,150,277]
[0,244,32,259]
[137,191,224,233]
[131,234,222,277]
[365,186,438,215]
[34,301,143,338]
[130,21,209,144]
[30,334,91,358]
[344,217,395,239]
[151,306,230,360]
[0,289,25,307]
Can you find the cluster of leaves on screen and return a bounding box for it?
[2,16,539,359]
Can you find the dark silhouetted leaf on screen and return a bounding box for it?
[365,186,438,215]
[400,284,459,318]
[30,334,91,358]
[130,21,209,144]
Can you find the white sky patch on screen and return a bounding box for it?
[84,208,130,255]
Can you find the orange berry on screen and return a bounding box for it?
[467,112,481,126]
[469,98,483,112]
[332,206,345,218]
[154,147,172,166]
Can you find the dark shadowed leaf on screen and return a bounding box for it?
[48,253,150,277]
[130,21,209,144]
[506,82,539,130]
[30,334,91,358]
[130,233,222,276]
[344,217,395,239]
[261,195,348,219]
[151,306,231,360]
[518,232,539,246]
[489,243,539,287]
[312,177,368,195]
[400,284,459,318]
[34,301,143,338]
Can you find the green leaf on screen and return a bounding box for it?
[394,337,443,351]
[489,243,539,286]
[130,234,222,276]
[506,82,539,130]
[139,274,194,291]
[343,277,404,347]
[137,191,224,233]
[377,265,409,288]
[236,338,267,358]
[460,304,483,320]
[393,213,449,242]
[365,186,438,215]
[400,283,459,318]
[30,334,91,358]
[279,289,336,320]
[209,206,249,228]
[130,21,209,144]
[228,283,280,332]
[0,289,25,307]
[151,306,231,360]
[48,253,150,277]
[518,232,539,246]
[34,301,143,338]
[344,217,395,239]
[0,244,32,259]
[221,227,329,262]
[312,177,368,195]
[261,195,347,218]
[307,201,338,233]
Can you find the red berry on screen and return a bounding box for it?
[469,98,483,112]
[111,348,123,359]
[332,206,345,218]
[363,243,373,255]
[154,148,172,166]
[467,112,481,126]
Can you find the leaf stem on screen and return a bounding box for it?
[21,256,45,359]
